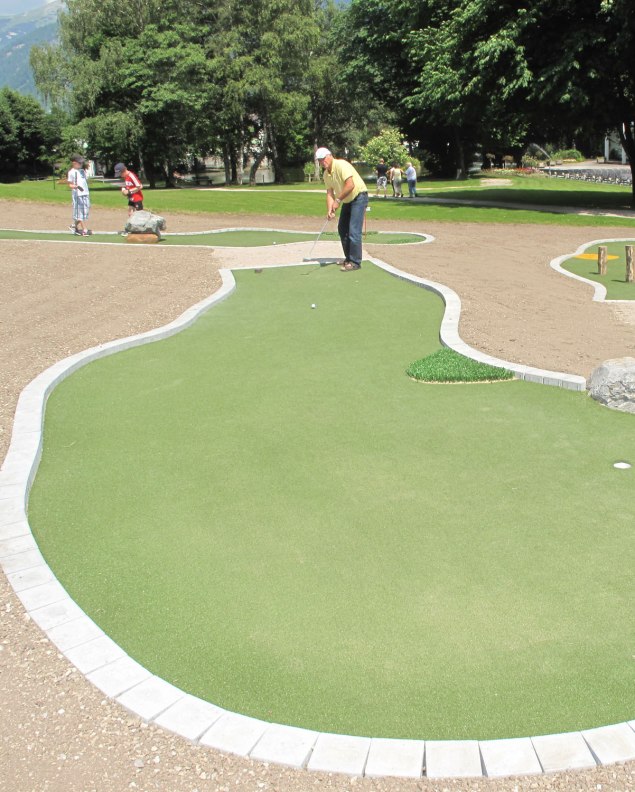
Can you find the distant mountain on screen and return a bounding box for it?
[0,0,55,15]
[0,0,61,96]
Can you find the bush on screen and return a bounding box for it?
[359,128,420,172]
[551,148,585,162]
[303,161,319,180]
[521,155,541,168]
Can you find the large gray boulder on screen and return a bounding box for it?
[124,210,166,238]
[588,357,635,414]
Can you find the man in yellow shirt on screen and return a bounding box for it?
[315,147,369,271]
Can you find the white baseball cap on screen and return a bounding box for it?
[314,147,331,160]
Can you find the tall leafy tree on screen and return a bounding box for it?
[31,0,334,184]
[519,0,635,201]
[344,0,634,193]
[0,88,60,178]
[206,0,320,183]
[32,0,222,183]
[0,94,20,178]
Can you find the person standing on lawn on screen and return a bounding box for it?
[114,162,144,216]
[376,157,389,198]
[315,147,368,271]
[67,154,90,235]
[390,161,403,197]
[405,161,417,197]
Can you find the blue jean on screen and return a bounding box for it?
[337,191,368,266]
[407,179,417,197]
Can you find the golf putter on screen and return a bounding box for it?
[303,216,330,262]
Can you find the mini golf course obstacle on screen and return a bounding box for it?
[589,356,635,414]
[597,244,635,282]
[125,233,160,244]
[124,210,166,243]
[597,246,607,275]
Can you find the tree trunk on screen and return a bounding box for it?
[141,156,156,189]
[454,128,467,180]
[222,144,231,185]
[163,162,176,188]
[229,147,238,184]
[618,122,635,208]
[249,123,268,185]
[235,148,244,185]
[249,150,266,185]
[268,121,283,183]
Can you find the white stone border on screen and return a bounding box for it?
[367,255,586,391]
[1,246,623,780]
[550,237,635,303]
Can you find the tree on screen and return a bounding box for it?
[406,0,533,177]
[31,0,334,185]
[31,0,220,183]
[343,0,634,194]
[0,88,60,179]
[206,0,321,183]
[0,94,20,178]
[518,0,635,203]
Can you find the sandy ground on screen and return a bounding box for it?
[2,200,635,792]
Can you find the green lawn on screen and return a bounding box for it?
[561,240,635,299]
[28,261,635,741]
[2,174,634,227]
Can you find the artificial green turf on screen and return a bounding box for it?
[0,228,422,246]
[560,240,635,300]
[28,262,635,740]
[407,348,514,382]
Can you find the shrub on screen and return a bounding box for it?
[551,148,585,162]
[521,155,541,168]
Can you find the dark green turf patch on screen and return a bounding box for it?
[28,262,635,740]
[407,348,514,382]
[0,228,422,246]
[560,240,635,300]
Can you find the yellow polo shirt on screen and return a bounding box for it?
[324,158,367,203]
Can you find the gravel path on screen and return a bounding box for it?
[2,200,635,791]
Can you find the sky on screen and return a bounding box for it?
[0,0,55,16]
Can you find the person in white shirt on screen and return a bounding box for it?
[405,162,417,198]
[67,155,91,235]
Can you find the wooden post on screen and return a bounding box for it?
[626,245,634,283]
[598,246,607,275]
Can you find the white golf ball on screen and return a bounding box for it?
[311,303,316,309]
[273,241,277,245]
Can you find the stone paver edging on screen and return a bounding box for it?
[0,247,620,781]
[368,256,586,390]
[550,237,635,303]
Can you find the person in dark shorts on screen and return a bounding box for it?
[376,158,388,198]
[114,162,144,215]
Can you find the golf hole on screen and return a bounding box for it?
[613,461,632,469]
